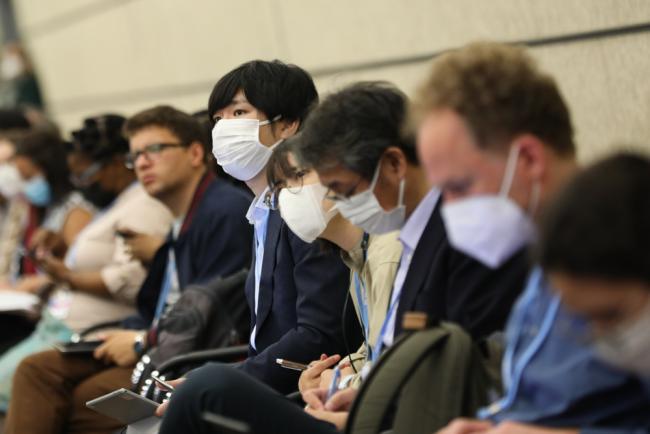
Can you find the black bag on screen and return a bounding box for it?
[131,269,249,401]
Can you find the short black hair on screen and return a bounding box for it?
[69,114,129,162]
[13,129,72,203]
[0,109,30,132]
[537,152,650,284]
[296,81,417,181]
[207,60,318,128]
[124,106,210,163]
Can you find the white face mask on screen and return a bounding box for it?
[0,163,24,199]
[1,55,24,80]
[441,146,538,268]
[278,183,338,243]
[594,301,650,377]
[211,116,281,181]
[337,161,406,235]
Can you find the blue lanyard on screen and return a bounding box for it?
[479,268,560,418]
[353,233,372,359]
[371,290,402,363]
[153,248,177,326]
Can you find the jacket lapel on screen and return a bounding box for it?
[253,210,282,332]
[394,201,446,335]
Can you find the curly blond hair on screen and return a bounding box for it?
[413,41,575,156]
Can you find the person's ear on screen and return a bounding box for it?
[381,146,408,183]
[187,141,205,167]
[276,119,300,139]
[514,134,546,183]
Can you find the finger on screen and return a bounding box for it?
[93,343,108,360]
[320,354,328,361]
[445,419,494,434]
[155,400,169,417]
[312,355,341,375]
[168,378,186,387]
[325,388,356,412]
[302,390,325,410]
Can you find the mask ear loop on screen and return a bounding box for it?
[528,182,541,215]
[499,145,521,198]
[396,177,406,209]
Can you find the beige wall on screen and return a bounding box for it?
[13,0,650,161]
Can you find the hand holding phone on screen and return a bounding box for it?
[151,373,175,392]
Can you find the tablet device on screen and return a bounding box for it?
[53,340,103,354]
[86,388,159,425]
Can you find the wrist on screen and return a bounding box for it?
[133,331,147,357]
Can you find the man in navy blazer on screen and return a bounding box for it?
[159,60,353,401]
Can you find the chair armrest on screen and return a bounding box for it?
[156,344,249,375]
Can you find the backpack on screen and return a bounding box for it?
[131,269,249,401]
[346,321,502,434]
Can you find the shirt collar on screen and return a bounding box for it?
[399,187,441,251]
[246,187,271,225]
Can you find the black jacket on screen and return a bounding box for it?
[238,209,356,394]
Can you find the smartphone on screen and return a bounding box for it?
[275,358,309,372]
[150,373,175,392]
[86,388,159,425]
[115,229,135,239]
[53,340,103,355]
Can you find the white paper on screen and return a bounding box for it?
[0,290,40,312]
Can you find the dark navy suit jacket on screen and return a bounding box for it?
[238,209,354,394]
[134,174,253,326]
[394,199,529,341]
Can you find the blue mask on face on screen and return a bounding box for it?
[23,175,52,206]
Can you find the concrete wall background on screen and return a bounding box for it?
[12,0,650,161]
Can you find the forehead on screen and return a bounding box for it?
[315,163,362,188]
[417,110,495,183]
[129,126,179,149]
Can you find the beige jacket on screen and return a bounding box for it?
[52,183,173,332]
[340,231,403,388]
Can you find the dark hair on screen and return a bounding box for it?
[207,60,318,128]
[0,109,30,132]
[537,152,650,284]
[13,129,72,202]
[414,42,575,157]
[265,138,300,204]
[297,81,417,180]
[124,106,210,163]
[69,114,129,162]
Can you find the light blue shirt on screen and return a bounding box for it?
[381,188,440,348]
[246,190,271,351]
[480,267,650,431]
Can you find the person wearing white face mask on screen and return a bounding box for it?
[415,42,649,434]
[537,153,650,380]
[268,141,402,393]
[156,62,354,431]
[156,81,529,434]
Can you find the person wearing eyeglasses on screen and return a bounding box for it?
[0,114,174,414]
[4,106,254,434]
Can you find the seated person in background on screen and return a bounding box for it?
[266,140,402,393]
[0,114,173,411]
[0,109,32,352]
[537,153,650,381]
[3,106,253,434]
[158,81,529,434]
[413,42,650,433]
[5,129,95,290]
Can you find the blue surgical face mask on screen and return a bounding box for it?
[23,175,52,206]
